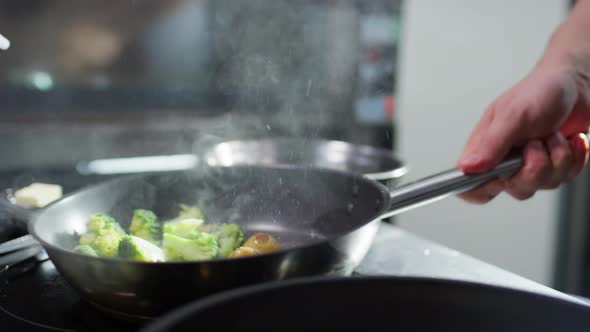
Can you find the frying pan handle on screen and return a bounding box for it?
[0,189,38,223]
[381,151,523,219]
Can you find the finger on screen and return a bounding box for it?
[540,133,572,189]
[565,133,590,182]
[458,103,523,174]
[505,140,551,200]
[457,179,505,204]
[560,99,590,137]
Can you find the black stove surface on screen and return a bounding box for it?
[0,167,146,332]
[0,257,145,332]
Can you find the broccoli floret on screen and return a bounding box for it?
[129,209,161,245]
[73,244,98,257]
[87,228,125,257]
[163,218,204,239]
[79,232,97,246]
[87,213,125,234]
[78,213,126,257]
[117,235,165,262]
[210,224,244,257]
[178,204,204,220]
[162,232,218,261]
[161,204,206,239]
[165,204,204,224]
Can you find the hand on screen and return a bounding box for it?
[457,62,590,204]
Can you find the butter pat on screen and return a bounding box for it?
[14,183,63,208]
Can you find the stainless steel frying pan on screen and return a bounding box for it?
[0,151,523,319]
[0,138,409,267]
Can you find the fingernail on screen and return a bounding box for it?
[575,136,589,165]
[461,154,481,165]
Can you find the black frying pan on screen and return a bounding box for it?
[0,153,522,319]
[139,276,590,332]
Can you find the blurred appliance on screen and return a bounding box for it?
[0,0,403,172]
[554,167,590,297]
[548,0,590,298]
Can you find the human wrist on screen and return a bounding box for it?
[536,21,590,89]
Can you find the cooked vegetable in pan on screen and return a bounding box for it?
[129,209,161,245]
[78,213,126,257]
[73,205,280,262]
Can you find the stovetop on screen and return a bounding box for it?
[0,201,146,331]
[0,219,366,332]
[0,167,370,332]
[0,168,144,332]
[0,251,143,332]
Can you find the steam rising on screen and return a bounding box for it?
[0,1,364,172]
[193,0,360,145]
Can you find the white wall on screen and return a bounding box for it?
[395,0,569,285]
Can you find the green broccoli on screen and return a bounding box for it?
[178,204,204,219]
[162,232,218,261]
[86,213,125,234]
[165,204,204,223]
[163,218,204,239]
[161,204,206,239]
[210,224,244,257]
[117,235,165,262]
[79,213,126,257]
[79,232,97,246]
[73,244,98,257]
[129,209,161,245]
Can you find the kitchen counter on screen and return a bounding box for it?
[358,222,590,306]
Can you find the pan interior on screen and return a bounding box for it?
[32,166,389,252]
[206,138,406,176]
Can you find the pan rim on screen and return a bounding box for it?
[139,275,590,332]
[204,137,410,180]
[27,165,391,265]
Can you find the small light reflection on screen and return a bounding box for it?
[0,33,10,50]
[323,150,347,164]
[246,222,287,233]
[423,249,431,256]
[67,213,89,234]
[39,260,55,274]
[113,292,137,298]
[200,265,211,279]
[31,71,54,91]
[277,256,292,279]
[77,154,199,175]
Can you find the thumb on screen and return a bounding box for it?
[458,110,523,174]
